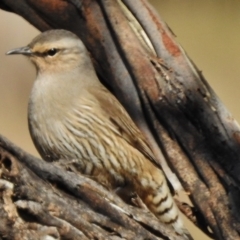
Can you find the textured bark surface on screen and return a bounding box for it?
[0,135,183,240]
[0,0,240,239]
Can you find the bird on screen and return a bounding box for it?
[7,29,192,239]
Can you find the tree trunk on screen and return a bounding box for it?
[0,0,240,239]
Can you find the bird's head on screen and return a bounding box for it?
[6,29,92,74]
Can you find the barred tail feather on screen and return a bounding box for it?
[147,189,193,240]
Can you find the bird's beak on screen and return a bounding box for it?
[6,46,32,56]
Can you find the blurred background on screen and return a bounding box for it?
[1,1,240,239]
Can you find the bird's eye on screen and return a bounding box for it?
[47,48,58,56]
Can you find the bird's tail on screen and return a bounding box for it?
[143,179,193,240]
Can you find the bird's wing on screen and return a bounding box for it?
[89,86,158,165]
